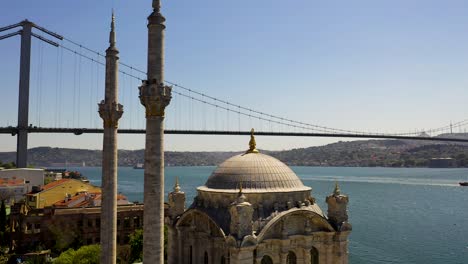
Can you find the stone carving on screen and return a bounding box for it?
[139,80,172,117]
[98,101,123,128]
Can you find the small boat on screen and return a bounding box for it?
[459,182,468,186]
[133,163,144,169]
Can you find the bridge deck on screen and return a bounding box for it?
[1,127,468,143]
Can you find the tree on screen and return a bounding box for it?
[128,229,143,263]
[1,162,16,169]
[54,245,100,264]
[127,227,168,263]
[0,199,7,248]
[47,218,82,253]
[0,200,6,233]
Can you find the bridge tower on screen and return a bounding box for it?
[0,20,62,168]
[98,12,123,264]
[139,0,172,263]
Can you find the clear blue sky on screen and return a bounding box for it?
[1,0,468,152]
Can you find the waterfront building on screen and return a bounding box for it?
[166,130,352,264]
[25,179,101,208]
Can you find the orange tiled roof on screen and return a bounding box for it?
[53,192,101,208]
[41,179,71,191]
[117,194,128,200]
[53,192,129,208]
[0,178,25,187]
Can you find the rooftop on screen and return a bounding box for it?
[0,178,25,187]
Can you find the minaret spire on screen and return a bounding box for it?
[109,10,116,47]
[152,0,161,11]
[334,181,341,195]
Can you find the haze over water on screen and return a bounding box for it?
[70,166,468,264]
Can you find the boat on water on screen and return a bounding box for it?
[133,163,144,169]
[459,182,468,186]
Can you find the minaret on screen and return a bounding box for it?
[139,0,172,263]
[229,183,254,240]
[326,182,352,231]
[167,178,185,264]
[168,177,186,219]
[98,11,123,264]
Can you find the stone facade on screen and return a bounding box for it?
[9,203,144,253]
[167,133,351,264]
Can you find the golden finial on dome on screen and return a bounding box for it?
[174,176,181,192]
[246,128,259,154]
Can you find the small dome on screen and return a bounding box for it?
[201,152,309,192]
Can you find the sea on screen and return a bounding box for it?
[65,166,468,264]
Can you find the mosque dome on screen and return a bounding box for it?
[197,129,310,193]
[202,152,309,191]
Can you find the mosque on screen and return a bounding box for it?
[96,1,351,262]
[166,130,352,264]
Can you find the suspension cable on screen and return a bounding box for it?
[59,37,468,136]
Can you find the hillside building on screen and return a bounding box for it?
[25,178,101,208]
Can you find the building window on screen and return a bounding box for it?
[87,238,92,245]
[34,223,41,229]
[221,256,226,264]
[204,251,209,264]
[311,247,319,264]
[134,217,140,228]
[87,219,93,228]
[96,218,100,228]
[124,217,130,228]
[78,220,83,228]
[286,251,297,264]
[261,255,273,264]
[117,219,121,228]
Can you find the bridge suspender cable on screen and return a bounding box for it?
[58,37,467,137]
[2,22,466,138]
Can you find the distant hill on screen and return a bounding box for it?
[2,136,468,168]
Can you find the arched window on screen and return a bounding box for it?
[261,255,273,264]
[204,251,209,264]
[311,247,319,264]
[286,251,297,264]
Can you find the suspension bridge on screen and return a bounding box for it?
[1,20,468,167]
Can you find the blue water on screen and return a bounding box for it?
[69,166,468,264]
